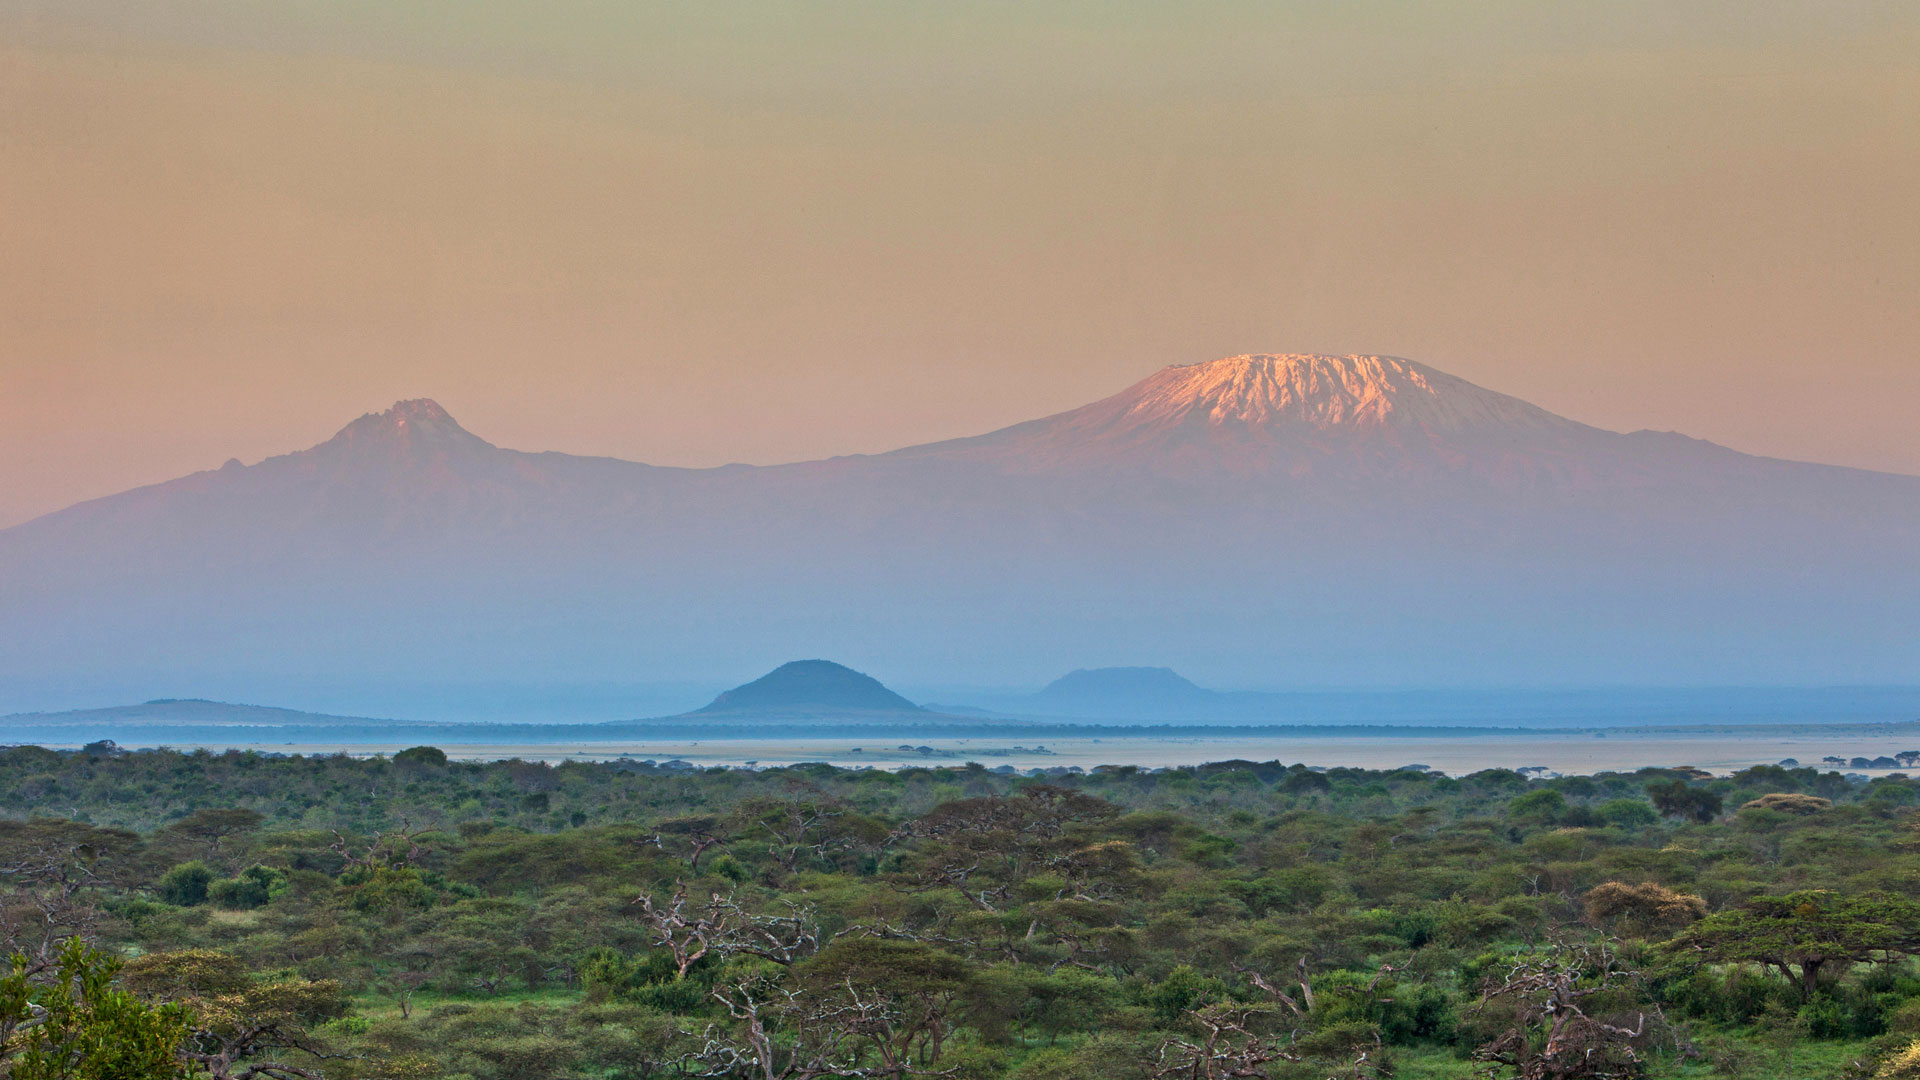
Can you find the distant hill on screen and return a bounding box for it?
[5,698,387,730]
[1028,667,1222,720]
[694,660,924,716]
[0,698,419,746]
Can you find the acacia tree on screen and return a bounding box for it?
[1582,882,1707,938]
[119,948,347,1079]
[886,790,1130,970]
[164,809,265,856]
[176,979,348,1080]
[732,789,885,878]
[794,939,976,1075]
[1644,781,1721,824]
[1666,890,1920,1000]
[895,788,1120,914]
[651,815,734,872]
[1150,974,1394,1080]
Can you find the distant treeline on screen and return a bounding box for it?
[1,719,1566,747]
[10,715,1920,749]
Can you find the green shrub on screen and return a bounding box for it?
[1143,966,1225,1025]
[338,865,437,912]
[394,746,448,767]
[157,860,214,906]
[1800,994,1851,1039]
[1507,788,1567,825]
[709,854,750,883]
[208,864,287,909]
[1598,798,1659,828]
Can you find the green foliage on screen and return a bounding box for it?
[338,865,440,912]
[2,746,1918,1076]
[582,947,711,1010]
[394,746,450,767]
[1878,1038,1920,1079]
[207,864,287,909]
[1668,890,1920,1000]
[1597,797,1659,829]
[164,807,264,851]
[156,860,214,906]
[1647,778,1725,822]
[1145,965,1226,1025]
[121,949,251,998]
[1506,787,1567,825]
[0,937,195,1079]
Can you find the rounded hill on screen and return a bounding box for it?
[696,660,923,715]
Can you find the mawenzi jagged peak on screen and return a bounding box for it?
[319,399,493,457]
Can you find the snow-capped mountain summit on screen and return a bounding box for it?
[893,353,1605,480]
[1111,354,1568,433]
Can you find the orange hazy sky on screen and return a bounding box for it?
[3,2,1917,528]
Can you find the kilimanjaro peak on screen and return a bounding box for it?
[1126,354,1569,434]
[889,352,1589,476]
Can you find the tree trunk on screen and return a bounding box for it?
[1800,958,1823,1001]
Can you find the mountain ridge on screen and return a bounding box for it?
[4,350,1917,703]
[10,354,1919,541]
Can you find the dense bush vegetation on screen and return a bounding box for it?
[5,745,1920,1078]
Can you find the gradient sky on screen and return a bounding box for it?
[4,1,1917,529]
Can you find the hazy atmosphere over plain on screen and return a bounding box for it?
[4,1,1919,529]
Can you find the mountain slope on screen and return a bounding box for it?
[3,352,1917,709]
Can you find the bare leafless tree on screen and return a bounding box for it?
[676,974,960,1080]
[1232,957,1316,1017]
[0,828,125,969]
[1149,1004,1299,1080]
[633,887,830,979]
[1471,940,1649,1080]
